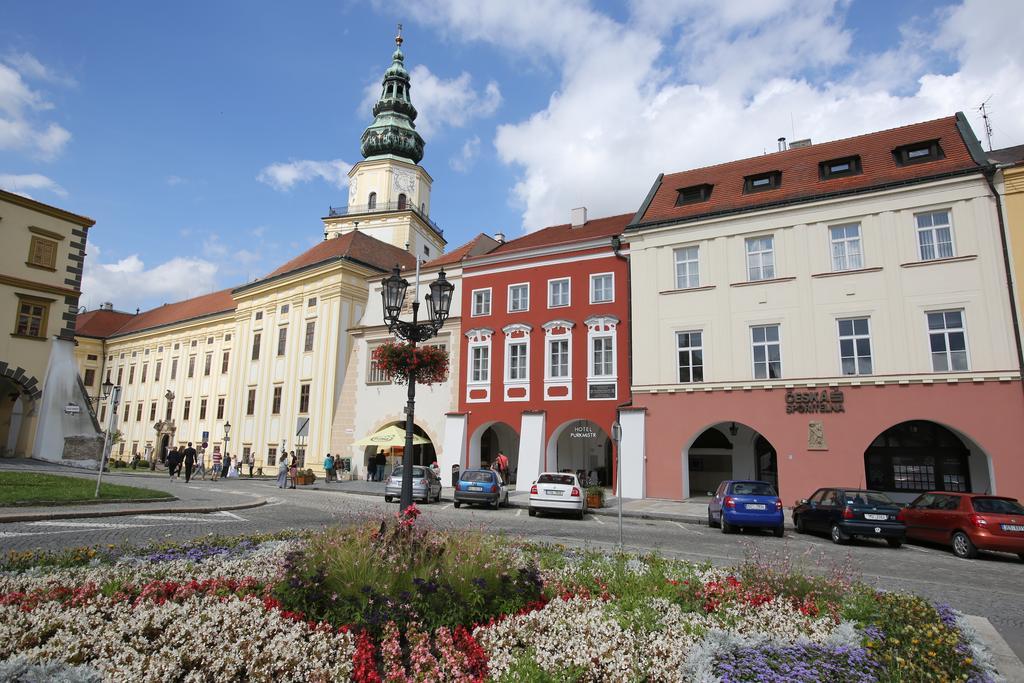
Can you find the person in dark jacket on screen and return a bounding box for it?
[183,442,197,483]
[221,453,231,479]
[166,446,180,479]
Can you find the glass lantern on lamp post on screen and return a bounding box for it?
[224,421,232,464]
[380,263,454,511]
[95,378,122,497]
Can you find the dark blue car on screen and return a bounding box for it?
[707,480,785,536]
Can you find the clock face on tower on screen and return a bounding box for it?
[392,169,416,195]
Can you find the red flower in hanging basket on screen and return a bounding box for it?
[371,341,449,385]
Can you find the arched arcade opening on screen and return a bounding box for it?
[546,419,613,487]
[362,421,437,481]
[468,421,520,484]
[683,422,778,499]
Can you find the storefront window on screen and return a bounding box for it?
[864,421,970,493]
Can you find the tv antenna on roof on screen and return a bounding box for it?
[978,96,994,152]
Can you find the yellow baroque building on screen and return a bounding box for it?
[1,188,103,465]
[74,34,493,476]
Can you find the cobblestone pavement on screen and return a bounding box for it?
[2,471,1022,661]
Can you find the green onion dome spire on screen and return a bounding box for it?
[360,25,425,164]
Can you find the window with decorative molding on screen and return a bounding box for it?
[13,296,49,338]
[676,331,704,383]
[590,273,614,303]
[674,246,700,289]
[299,384,310,413]
[508,284,529,312]
[27,236,58,270]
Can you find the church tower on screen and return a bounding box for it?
[323,27,446,260]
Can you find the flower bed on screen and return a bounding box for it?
[0,509,1002,681]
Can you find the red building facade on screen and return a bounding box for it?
[442,212,631,491]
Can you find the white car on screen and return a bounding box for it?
[529,472,586,519]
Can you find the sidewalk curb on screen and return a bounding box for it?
[964,615,1024,682]
[0,499,268,523]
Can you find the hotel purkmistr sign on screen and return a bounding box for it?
[785,388,846,414]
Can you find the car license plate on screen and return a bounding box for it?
[865,514,888,521]
[1001,524,1024,532]
[745,504,766,510]
[468,486,483,492]
[546,489,563,496]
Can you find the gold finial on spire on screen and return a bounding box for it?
[396,23,404,47]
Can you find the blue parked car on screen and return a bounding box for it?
[453,468,509,510]
[707,480,785,537]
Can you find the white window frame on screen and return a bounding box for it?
[829,223,863,272]
[926,309,970,372]
[505,338,530,382]
[676,330,704,383]
[837,317,872,376]
[471,288,492,317]
[547,338,570,379]
[745,235,775,281]
[547,278,571,308]
[507,283,530,313]
[366,342,389,385]
[674,246,700,289]
[588,332,615,379]
[750,324,782,380]
[589,272,615,304]
[469,343,490,383]
[916,209,955,261]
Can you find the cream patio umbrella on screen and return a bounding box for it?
[353,424,430,447]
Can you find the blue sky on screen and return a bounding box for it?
[2,0,1022,311]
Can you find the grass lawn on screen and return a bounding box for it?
[0,472,174,506]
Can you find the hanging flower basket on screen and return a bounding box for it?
[372,341,449,385]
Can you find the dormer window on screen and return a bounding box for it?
[893,140,944,166]
[674,184,713,206]
[743,171,781,193]
[819,155,862,180]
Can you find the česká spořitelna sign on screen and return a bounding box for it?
[785,388,846,414]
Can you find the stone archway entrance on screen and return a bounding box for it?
[683,422,779,499]
[864,420,988,497]
[0,366,41,458]
[153,420,176,468]
[547,419,613,487]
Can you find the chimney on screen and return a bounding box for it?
[777,137,786,152]
[571,206,587,229]
[493,232,505,244]
[789,138,812,149]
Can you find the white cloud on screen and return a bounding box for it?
[0,56,71,159]
[399,0,1024,231]
[0,173,66,198]
[360,65,501,138]
[256,158,352,191]
[4,53,77,87]
[81,243,220,312]
[449,135,481,172]
[166,175,186,186]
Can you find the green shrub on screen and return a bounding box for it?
[273,506,543,634]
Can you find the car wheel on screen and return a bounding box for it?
[773,526,785,538]
[721,518,735,534]
[577,509,585,521]
[453,501,461,509]
[795,515,806,534]
[528,508,536,517]
[707,510,719,528]
[952,531,978,559]
[384,495,393,503]
[1017,553,1024,563]
[886,538,903,549]
[830,524,848,545]
[492,497,500,510]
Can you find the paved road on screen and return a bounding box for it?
[2,472,1022,661]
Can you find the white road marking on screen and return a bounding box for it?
[441,504,452,510]
[590,515,605,524]
[672,521,702,533]
[215,510,246,521]
[904,544,930,553]
[0,531,31,537]
[515,509,522,516]
[29,520,151,529]
[133,515,226,523]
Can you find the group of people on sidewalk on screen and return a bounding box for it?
[163,445,257,483]
[276,451,302,489]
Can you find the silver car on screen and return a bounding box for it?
[384,465,442,504]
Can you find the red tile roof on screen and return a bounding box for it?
[74,309,137,338]
[424,233,500,268]
[262,230,416,281]
[636,114,984,226]
[479,212,633,258]
[112,289,237,336]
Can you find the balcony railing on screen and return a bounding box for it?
[327,200,443,238]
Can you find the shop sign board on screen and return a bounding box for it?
[785,388,845,414]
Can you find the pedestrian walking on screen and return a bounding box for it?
[211,450,223,481]
[167,446,180,479]
[496,450,510,483]
[183,442,197,483]
[195,447,207,480]
[222,453,232,479]
[375,451,386,482]
[323,453,335,483]
[288,453,298,489]
[276,454,289,488]
[248,454,255,478]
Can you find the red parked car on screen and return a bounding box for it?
[901,492,1024,560]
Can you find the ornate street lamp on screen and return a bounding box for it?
[224,421,232,461]
[95,379,122,497]
[380,263,454,510]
